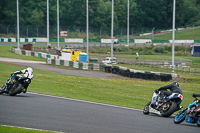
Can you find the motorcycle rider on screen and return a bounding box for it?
[154,81,182,102]
[0,67,34,94]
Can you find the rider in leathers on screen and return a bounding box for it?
[0,67,34,94]
[154,81,182,102]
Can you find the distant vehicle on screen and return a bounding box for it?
[102,57,117,64]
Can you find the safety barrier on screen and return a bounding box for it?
[104,65,177,81]
[11,47,177,81]
[45,58,104,71]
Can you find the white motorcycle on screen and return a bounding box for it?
[143,91,183,117]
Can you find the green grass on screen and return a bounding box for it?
[0,125,60,133]
[154,27,200,40]
[91,53,200,64]
[0,45,45,62]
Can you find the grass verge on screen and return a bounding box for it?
[0,125,61,133]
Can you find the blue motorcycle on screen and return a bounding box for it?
[174,94,200,127]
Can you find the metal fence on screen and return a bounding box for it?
[0,25,154,39]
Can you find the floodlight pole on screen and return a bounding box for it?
[111,0,114,60]
[17,0,19,49]
[152,27,155,40]
[57,0,59,48]
[127,0,129,46]
[172,0,176,73]
[27,25,29,38]
[86,0,89,62]
[47,0,49,46]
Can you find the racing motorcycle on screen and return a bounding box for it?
[0,74,32,96]
[143,91,183,117]
[174,94,200,127]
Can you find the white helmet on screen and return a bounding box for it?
[27,67,33,73]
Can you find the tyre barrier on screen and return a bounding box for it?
[104,65,177,81]
[11,47,177,81]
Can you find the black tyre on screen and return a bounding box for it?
[9,84,22,96]
[174,109,187,124]
[161,101,177,117]
[143,101,151,115]
[196,112,200,127]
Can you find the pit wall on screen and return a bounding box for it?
[11,47,177,81]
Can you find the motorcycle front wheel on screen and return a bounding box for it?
[9,84,22,96]
[143,101,151,115]
[160,101,177,117]
[174,109,187,124]
[196,112,200,127]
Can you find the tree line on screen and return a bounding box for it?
[0,0,200,30]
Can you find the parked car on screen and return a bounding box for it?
[102,57,117,64]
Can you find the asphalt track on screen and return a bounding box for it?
[0,57,120,79]
[0,58,200,132]
[0,93,199,133]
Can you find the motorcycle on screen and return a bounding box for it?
[143,91,183,117]
[0,74,32,96]
[174,94,200,127]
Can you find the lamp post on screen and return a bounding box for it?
[27,25,29,38]
[17,0,19,49]
[86,0,89,62]
[47,0,49,46]
[127,0,129,46]
[7,25,10,38]
[152,27,155,40]
[57,0,59,48]
[172,0,176,73]
[111,0,114,60]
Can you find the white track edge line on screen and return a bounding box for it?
[27,92,143,112]
[1,124,65,133]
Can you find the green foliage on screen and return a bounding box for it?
[0,0,200,30]
[116,46,130,52]
[153,46,164,53]
[175,52,183,56]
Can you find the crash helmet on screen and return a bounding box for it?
[172,81,179,86]
[27,67,33,73]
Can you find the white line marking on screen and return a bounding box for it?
[27,92,143,112]
[1,124,64,133]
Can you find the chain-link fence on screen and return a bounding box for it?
[0,25,154,39]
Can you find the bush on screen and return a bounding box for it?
[153,46,164,53]
[175,52,182,56]
[116,46,130,52]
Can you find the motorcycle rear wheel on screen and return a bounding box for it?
[161,101,177,117]
[0,88,3,94]
[143,101,151,115]
[174,109,187,124]
[9,84,22,96]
